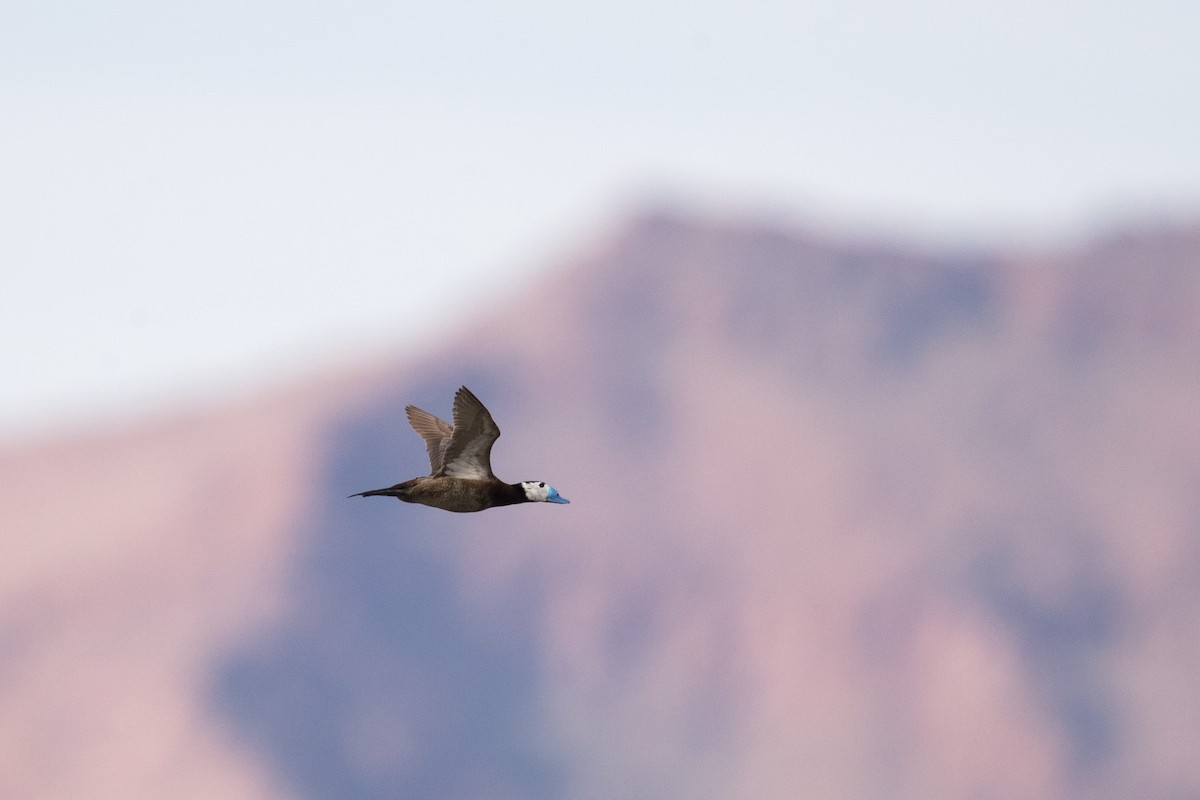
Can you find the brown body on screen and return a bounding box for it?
[353,477,527,513]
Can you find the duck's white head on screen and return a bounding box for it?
[521,481,570,504]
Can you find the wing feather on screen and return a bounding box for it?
[406,405,454,474]
[438,386,501,479]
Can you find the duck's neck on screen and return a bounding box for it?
[490,482,529,507]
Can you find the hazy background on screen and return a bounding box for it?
[3,0,1198,440]
[5,3,1200,800]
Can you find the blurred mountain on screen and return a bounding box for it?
[4,211,1200,800]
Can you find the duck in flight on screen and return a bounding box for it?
[350,386,570,513]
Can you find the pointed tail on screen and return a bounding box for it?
[348,485,408,499]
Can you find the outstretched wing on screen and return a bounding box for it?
[438,386,501,480]
[406,405,454,474]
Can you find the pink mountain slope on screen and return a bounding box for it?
[4,211,1200,799]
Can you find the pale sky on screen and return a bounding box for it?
[3,0,1198,441]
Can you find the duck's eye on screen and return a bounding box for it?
[539,482,545,488]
